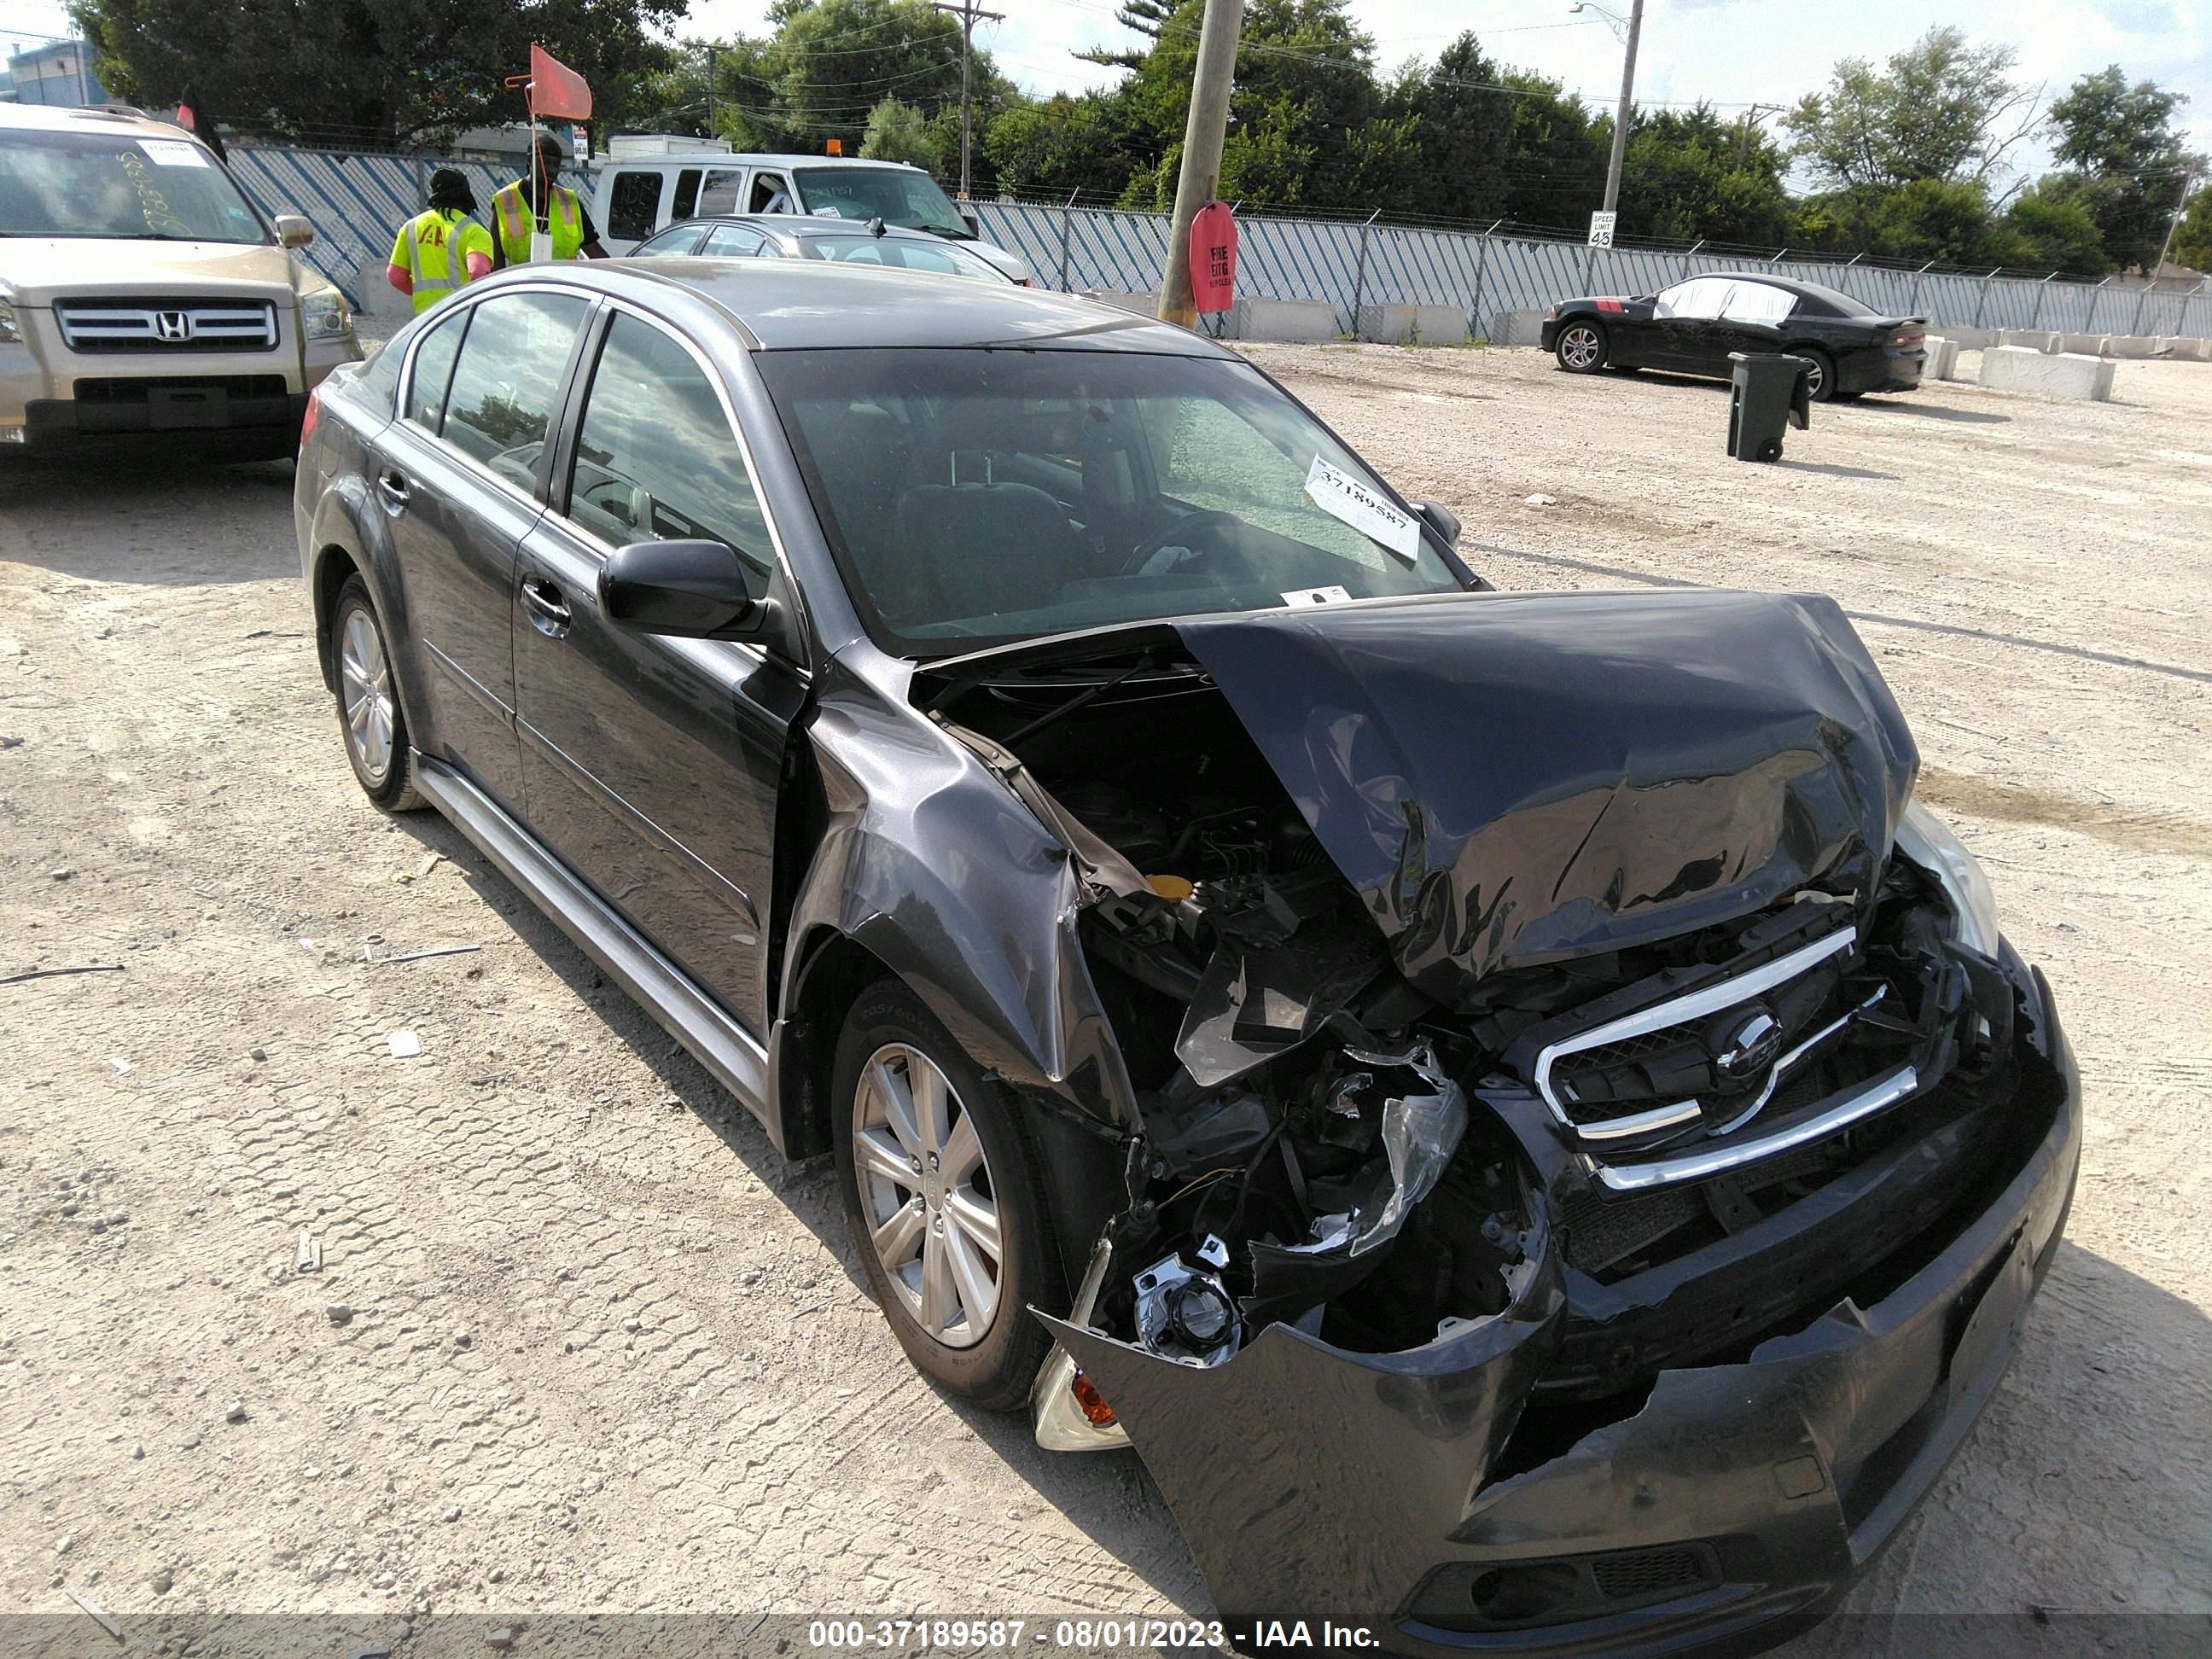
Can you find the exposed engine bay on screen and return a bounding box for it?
[916,589,2037,1474]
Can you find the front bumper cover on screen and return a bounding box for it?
[1047,945,2078,1656]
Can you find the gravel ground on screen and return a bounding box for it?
[1,341,2207,1650]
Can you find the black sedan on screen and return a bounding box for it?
[296,259,2075,1652]
[630,211,1016,282]
[1541,272,1926,400]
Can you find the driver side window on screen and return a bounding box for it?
[439,292,591,486]
[565,313,771,584]
[1655,277,1732,320]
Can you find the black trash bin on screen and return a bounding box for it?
[1726,351,1812,463]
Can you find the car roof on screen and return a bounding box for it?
[597,152,923,174]
[509,259,1228,356]
[0,102,191,141]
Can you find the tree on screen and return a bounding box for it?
[2046,67,2202,272]
[860,96,940,170]
[771,0,989,160]
[1785,27,2041,194]
[1498,71,1606,230]
[70,0,686,149]
[1396,33,1511,223]
[1998,175,2112,275]
[2174,184,2212,273]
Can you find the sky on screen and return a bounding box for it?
[5,0,2207,189]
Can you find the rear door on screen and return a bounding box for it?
[372,288,593,810]
[511,306,806,1031]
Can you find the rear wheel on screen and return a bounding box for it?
[330,576,424,811]
[832,981,1058,1408]
[1554,319,1608,373]
[1792,347,1839,403]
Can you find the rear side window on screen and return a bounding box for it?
[697,168,746,216]
[604,170,663,242]
[1722,282,1796,324]
[405,308,469,430]
[700,224,769,258]
[440,292,591,486]
[637,223,707,255]
[565,313,771,583]
[672,168,701,220]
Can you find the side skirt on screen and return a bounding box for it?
[412,754,775,1135]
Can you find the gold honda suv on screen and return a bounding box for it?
[1,102,361,458]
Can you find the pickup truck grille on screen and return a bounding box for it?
[55,300,279,354]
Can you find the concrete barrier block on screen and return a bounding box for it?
[1998,329,2059,352]
[1356,303,1473,344]
[352,257,410,320]
[1922,337,1961,380]
[1080,288,1157,317]
[1226,297,1341,342]
[1978,345,2115,400]
[2055,332,2103,356]
[1938,326,1997,349]
[2162,337,2212,362]
[2102,335,2161,359]
[1486,308,1549,347]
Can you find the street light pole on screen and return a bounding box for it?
[933,0,1004,200]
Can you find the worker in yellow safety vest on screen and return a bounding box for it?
[489,134,608,267]
[385,168,494,315]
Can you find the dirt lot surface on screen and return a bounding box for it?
[3,340,2208,1650]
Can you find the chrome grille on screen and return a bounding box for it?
[55,300,279,354]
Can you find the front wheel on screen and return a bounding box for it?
[1554,319,1608,373]
[832,981,1059,1408]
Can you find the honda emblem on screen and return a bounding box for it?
[155,311,191,342]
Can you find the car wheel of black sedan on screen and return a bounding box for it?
[1792,347,1839,403]
[832,981,1058,1408]
[330,576,425,812]
[1554,319,1608,373]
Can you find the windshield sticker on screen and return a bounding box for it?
[1304,455,1421,562]
[140,139,211,168]
[1281,585,1354,608]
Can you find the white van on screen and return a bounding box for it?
[585,139,1032,283]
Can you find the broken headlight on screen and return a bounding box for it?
[1895,799,1999,957]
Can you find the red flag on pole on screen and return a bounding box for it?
[1189,201,1237,314]
[527,44,594,121]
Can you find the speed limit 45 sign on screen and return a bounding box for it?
[1587,211,1617,248]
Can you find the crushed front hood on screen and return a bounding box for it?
[1171,589,1918,1001]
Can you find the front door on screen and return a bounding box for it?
[374,289,592,810]
[1650,276,1733,372]
[512,308,804,1032]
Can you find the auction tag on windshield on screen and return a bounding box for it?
[140,139,210,167]
[1281,585,1353,607]
[1305,455,1421,562]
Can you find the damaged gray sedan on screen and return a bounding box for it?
[296,260,2081,1655]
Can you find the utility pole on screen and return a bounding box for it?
[1157,0,1244,328]
[2152,170,2198,281]
[933,0,1004,200]
[1735,102,1778,167]
[706,44,717,140]
[1575,0,1645,217]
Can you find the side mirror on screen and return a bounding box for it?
[273,214,316,249]
[1411,498,1461,548]
[599,539,776,641]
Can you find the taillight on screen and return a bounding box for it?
[300,386,321,444]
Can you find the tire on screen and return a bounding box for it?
[329,575,426,812]
[1792,347,1840,403]
[1554,318,1608,373]
[831,981,1059,1409]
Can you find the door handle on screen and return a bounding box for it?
[520,576,572,635]
[376,467,410,509]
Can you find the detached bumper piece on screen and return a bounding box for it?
[1045,948,2077,1657]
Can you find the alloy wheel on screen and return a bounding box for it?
[338,608,397,783]
[851,1042,1003,1348]
[1795,353,1825,399]
[1560,324,1601,369]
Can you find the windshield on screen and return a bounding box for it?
[803,235,1005,281]
[0,130,268,242]
[795,166,968,236]
[760,348,1467,657]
